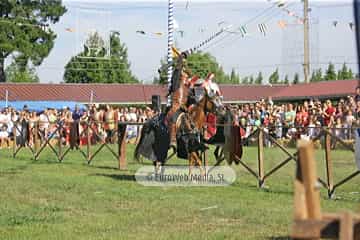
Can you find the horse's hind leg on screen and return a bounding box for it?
[214,146,220,159]
[191,152,205,177]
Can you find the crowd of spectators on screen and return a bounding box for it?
[0,105,156,149]
[228,87,360,145]
[0,87,359,149]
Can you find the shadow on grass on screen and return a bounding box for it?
[267,237,291,240]
[91,173,136,182]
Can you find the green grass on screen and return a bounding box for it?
[0,144,359,240]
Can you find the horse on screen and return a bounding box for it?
[175,78,224,175]
[134,74,224,176]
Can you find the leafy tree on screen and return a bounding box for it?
[255,72,263,84]
[155,51,231,84]
[249,75,254,84]
[347,68,354,79]
[268,68,279,84]
[315,68,323,82]
[293,73,299,84]
[0,1,67,82]
[339,63,354,80]
[310,71,316,82]
[310,68,323,82]
[324,62,337,81]
[241,76,249,84]
[5,62,39,83]
[64,32,138,83]
[283,75,289,84]
[230,68,240,84]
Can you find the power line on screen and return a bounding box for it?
[203,2,299,52]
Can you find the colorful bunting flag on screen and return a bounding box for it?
[239,26,248,37]
[258,23,267,36]
[278,20,287,29]
[349,22,355,30]
[136,30,146,35]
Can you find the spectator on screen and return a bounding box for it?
[0,125,9,148]
[355,86,360,103]
[323,100,336,127]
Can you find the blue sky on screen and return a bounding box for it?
[25,0,357,83]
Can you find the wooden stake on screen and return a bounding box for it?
[325,132,334,197]
[12,123,17,158]
[87,121,91,162]
[298,140,322,220]
[340,212,354,240]
[258,129,264,187]
[118,124,127,170]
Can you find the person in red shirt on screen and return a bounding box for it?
[300,105,309,126]
[323,100,336,127]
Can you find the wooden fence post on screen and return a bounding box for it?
[58,123,62,162]
[294,159,308,220]
[12,123,17,158]
[298,140,322,220]
[324,131,334,198]
[87,121,91,162]
[258,128,264,187]
[34,121,39,155]
[118,123,127,170]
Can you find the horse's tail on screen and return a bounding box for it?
[134,122,150,162]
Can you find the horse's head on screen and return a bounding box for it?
[192,73,224,113]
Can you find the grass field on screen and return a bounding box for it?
[0,144,359,240]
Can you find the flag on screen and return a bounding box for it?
[239,26,247,37]
[136,30,146,35]
[278,20,287,29]
[174,19,180,30]
[258,23,267,36]
[349,22,355,31]
[171,46,181,58]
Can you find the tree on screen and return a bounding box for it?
[315,68,323,82]
[230,68,240,84]
[324,62,337,81]
[339,63,354,80]
[0,1,67,82]
[283,75,289,84]
[255,72,263,84]
[269,68,279,84]
[5,63,39,83]
[310,68,323,82]
[64,32,138,83]
[347,68,354,79]
[154,51,231,84]
[241,76,249,84]
[249,75,254,84]
[293,73,299,84]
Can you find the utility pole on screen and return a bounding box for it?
[303,0,310,83]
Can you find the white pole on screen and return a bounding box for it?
[5,89,8,108]
[90,90,94,105]
[167,0,174,107]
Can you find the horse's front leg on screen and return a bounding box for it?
[191,152,205,177]
[188,153,195,180]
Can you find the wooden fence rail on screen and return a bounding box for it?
[7,120,360,196]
